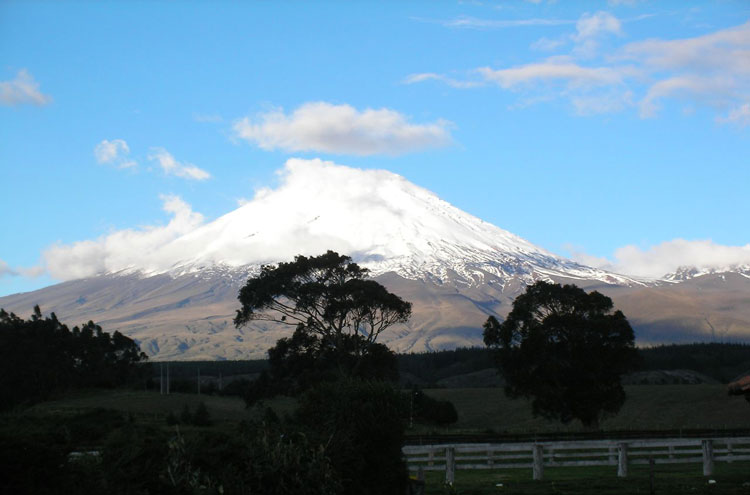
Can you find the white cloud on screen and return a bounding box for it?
[478,61,624,89]
[573,11,622,42]
[571,239,750,279]
[0,69,52,106]
[148,148,211,181]
[94,139,137,169]
[43,195,205,280]
[233,102,453,156]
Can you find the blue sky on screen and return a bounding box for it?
[1,0,749,296]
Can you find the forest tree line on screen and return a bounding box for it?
[0,305,147,410]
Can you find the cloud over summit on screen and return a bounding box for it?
[233,102,453,156]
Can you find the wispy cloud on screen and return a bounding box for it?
[0,260,16,278]
[0,259,44,279]
[619,21,750,121]
[94,139,137,169]
[148,148,211,181]
[408,17,750,123]
[531,37,567,51]
[233,102,453,156]
[0,69,52,106]
[717,103,750,126]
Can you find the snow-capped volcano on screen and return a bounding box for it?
[50,158,641,287]
[5,159,748,359]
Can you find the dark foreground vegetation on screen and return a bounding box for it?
[2,253,750,494]
[4,384,749,494]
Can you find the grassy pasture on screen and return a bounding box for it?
[419,385,750,434]
[25,383,750,435]
[419,462,750,494]
[12,385,750,494]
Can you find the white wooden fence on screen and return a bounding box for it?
[403,437,750,483]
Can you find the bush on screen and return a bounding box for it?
[411,388,458,426]
[192,402,211,427]
[295,378,407,495]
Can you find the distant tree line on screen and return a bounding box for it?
[0,305,147,410]
[637,343,750,383]
[157,342,750,396]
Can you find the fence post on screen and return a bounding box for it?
[726,440,733,463]
[532,444,544,480]
[617,443,629,478]
[487,447,494,467]
[445,447,455,485]
[702,440,714,476]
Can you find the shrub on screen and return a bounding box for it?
[411,388,458,426]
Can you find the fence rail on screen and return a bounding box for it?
[402,437,750,483]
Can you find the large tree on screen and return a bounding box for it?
[483,281,639,429]
[235,251,411,397]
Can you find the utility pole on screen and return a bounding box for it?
[197,367,201,395]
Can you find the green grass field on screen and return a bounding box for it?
[420,385,750,434]
[26,383,750,435]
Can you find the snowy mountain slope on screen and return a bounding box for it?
[663,265,750,282]
[93,158,645,288]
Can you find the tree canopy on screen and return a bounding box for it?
[483,281,639,428]
[0,305,147,409]
[235,251,411,398]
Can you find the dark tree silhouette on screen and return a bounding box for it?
[235,251,411,400]
[0,305,147,409]
[483,281,639,429]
